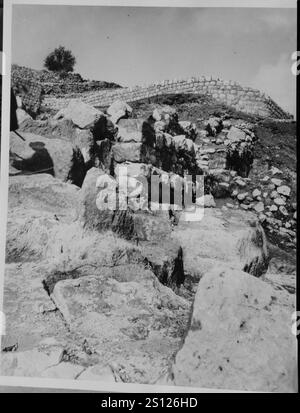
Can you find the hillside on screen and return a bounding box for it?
[3,75,297,391]
[129,93,297,252]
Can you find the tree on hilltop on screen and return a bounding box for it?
[44,46,76,73]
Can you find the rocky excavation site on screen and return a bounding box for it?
[0,67,297,392]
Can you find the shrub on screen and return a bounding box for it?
[44,46,76,73]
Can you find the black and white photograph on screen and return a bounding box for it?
[0,0,298,393]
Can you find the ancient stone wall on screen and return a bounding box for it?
[42,76,293,120]
[11,64,292,119]
[11,64,121,116]
[11,66,43,116]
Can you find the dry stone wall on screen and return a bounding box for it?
[11,64,120,116]
[43,76,293,120]
[11,66,43,116]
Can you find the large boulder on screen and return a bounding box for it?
[172,208,269,279]
[78,168,172,241]
[112,142,156,164]
[1,263,67,356]
[227,126,247,143]
[6,209,62,263]
[50,264,190,383]
[107,100,133,124]
[0,348,66,378]
[172,266,297,392]
[77,168,132,238]
[19,117,116,164]
[18,118,76,139]
[54,100,105,129]
[8,173,79,214]
[6,174,80,262]
[114,163,189,211]
[9,132,86,186]
[117,118,156,146]
[114,162,152,181]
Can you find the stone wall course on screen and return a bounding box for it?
[32,75,292,119]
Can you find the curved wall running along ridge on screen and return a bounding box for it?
[12,70,293,119]
[42,76,293,120]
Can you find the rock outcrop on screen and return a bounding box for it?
[172,208,269,280]
[10,132,86,186]
[2,91,296,392]
[172,266,297,392]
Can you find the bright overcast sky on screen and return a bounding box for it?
[12,5,297,116]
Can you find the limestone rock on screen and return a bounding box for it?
[271,178,282,187]
[114,162,152,181]
[51,266,190,383]
[16,108,32,125]
[107,100,133,124]
[252,189,261,198]
[112,142,156,164]
[0,349,63,377]
[237,192,248,201]
[6,209,63,263]
[274,197,286,206]
[227,126,246,142]
[253,202,264,213]
[17,117,108,159]
[196,194,216,208]
[8,173,79,214]
[263,272,296,295]
[77,364,116,382]
[117,118,155,146]
[152,106,178,123]
[10,132,86,186]
[270,205,278,213]
[78,168,133,239]
[236,179,246,187]
[172,208,269,279]
[54,100,105,129]
[78,167,172,241]
[270,166,283,176]
[1,262,65,355]
[277,185,291,197]
[172,267,297,392]
[41,362,84,379]
[6,173,80,264]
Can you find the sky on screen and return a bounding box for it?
[11,5,297,116]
